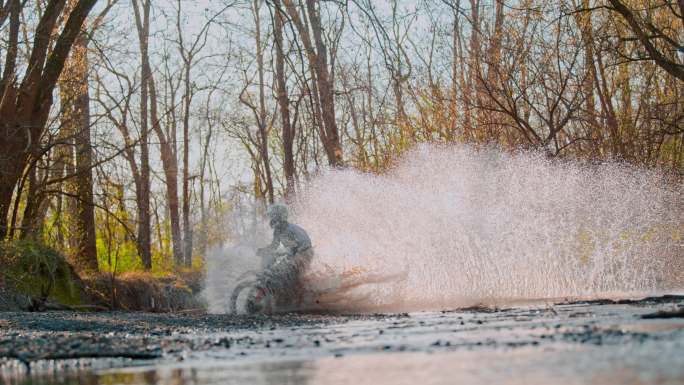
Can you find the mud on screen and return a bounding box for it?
[1,295,683,385]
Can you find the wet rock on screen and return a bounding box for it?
[213,337,231,348]
[641,308,684,319]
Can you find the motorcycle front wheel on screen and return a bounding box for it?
[230,279,272,314]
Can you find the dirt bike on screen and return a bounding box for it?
[229,269,269,314]
[229,249,297,314]
[229,251,408,313]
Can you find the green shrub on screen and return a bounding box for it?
[0,240,86,306]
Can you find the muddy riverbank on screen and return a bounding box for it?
[1,295,683,385]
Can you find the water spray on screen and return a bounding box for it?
[206,144,684,313]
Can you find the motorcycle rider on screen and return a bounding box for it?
[255,203,313,308]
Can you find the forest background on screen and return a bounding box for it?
[0,0,682,309]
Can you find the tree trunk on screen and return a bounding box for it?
[450,0,462,140]
[575,0,601,154]
[254,0,275,204]
[67,34,98,272]
[198,115,213,256]
[469,0,483,140]
[182,56,192,268]
[274,6,296,198]
[132,0,152,270]
[283,0,343,167]
[56,26,99,271]
[0,0,98,239]
[149,78,183,267]
[18,166,43,239]
[482,0,504,140]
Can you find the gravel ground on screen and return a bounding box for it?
[0,311,387,363]
[1,295,683,385]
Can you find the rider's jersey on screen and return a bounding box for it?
[271,222,312,256]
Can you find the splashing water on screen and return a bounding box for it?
[205,144,683,313]
[291,144,683,312]
[203,199,272,314]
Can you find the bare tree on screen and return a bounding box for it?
[282,0,344,166]
[0,0,98,239]
[239,0,275,204]
[173,0,230,267]
[131,0,153,270]
[272,0,296,198]
[605,0,684,82]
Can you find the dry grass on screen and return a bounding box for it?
[84,271,205,312]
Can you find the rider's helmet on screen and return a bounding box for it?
[266,203,288,225]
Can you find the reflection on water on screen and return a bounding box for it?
[10,341,684,385]
[13,361,314,385]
